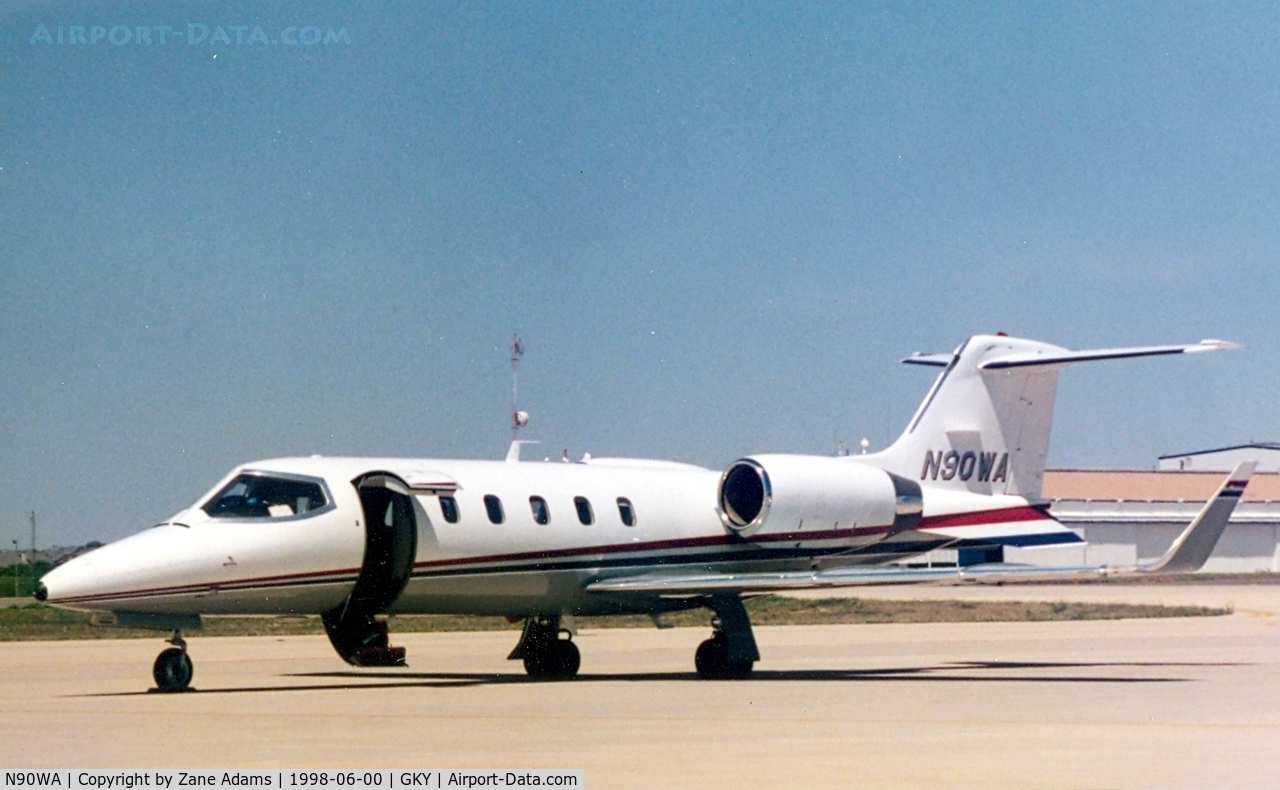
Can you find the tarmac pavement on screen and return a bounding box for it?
[1,583,1277,788]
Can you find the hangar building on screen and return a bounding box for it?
[1156,442,1280,473]
[1018,468,1280,572]
[917,446,1280,573]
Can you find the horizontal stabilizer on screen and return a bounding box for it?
[902,352,953,367]
[901,339,1237,370]
[979,339,1239,370]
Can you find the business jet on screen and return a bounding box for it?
[36,333,1252,691]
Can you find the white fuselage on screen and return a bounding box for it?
[40,454,915,619]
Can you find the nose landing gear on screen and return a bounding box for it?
[152,629,194,692]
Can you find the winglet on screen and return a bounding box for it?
[1143,461,1255,574]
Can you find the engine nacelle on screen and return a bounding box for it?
[717,454,923,540]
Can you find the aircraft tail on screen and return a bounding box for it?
[864,335,1237,499]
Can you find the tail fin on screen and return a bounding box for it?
[865,335,1238,499]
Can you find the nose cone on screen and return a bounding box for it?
[37,549,103,607]
[37,527,190,611]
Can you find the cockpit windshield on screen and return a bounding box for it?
[202,473,329,519]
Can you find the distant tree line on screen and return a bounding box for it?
[1,562,53,598]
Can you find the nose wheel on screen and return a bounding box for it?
[152,629,194,692]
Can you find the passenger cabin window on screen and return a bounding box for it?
[574,496,594,525]
[616,497,636,527]
[484,495,504,524]
[439,496,459,524]
[203,474,327,519]
[529,496,550,525]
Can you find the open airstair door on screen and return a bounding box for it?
[321,474,418,667]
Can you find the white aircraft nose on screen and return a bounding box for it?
[34,527,190,611]
[35,549,100,607]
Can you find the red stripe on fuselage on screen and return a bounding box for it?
[48,566,362,605]
[47,523,894,605]
[411,523,893,571]
[49,506,1049,606]
[916,505,1053,530]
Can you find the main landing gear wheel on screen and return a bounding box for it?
[524,638,580,680]
[510,615,581,680]
[695,634,753,679]
[694,596,759,679]
[152,629,194,692]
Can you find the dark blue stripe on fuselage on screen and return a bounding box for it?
[405,538,959,581]
[948,532,1083,549]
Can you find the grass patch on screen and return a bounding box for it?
[0,596,1230,642]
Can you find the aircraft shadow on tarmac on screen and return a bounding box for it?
[77,660,1248,697]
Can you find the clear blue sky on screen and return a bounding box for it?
[2,2,1276,546]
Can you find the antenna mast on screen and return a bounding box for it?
[511,335,528,441]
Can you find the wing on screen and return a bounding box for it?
[585,463,1255,597]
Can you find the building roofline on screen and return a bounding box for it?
[1157,442,1280,460]
[1043,468,1280,503]
[1047,468,1280,475]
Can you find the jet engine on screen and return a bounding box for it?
[717,454,922,539]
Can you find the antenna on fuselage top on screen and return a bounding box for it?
[511,334,530,441]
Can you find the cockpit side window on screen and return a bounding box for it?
[203,474,329,519]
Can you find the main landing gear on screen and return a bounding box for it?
[508,614,580,679]
[152,629,194,692]
[507,597,759,680]
[695,595,759,680]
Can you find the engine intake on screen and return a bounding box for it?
[720,459,770,527]
[717,455,922,540]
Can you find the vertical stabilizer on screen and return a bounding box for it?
[863,335,1237,500]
